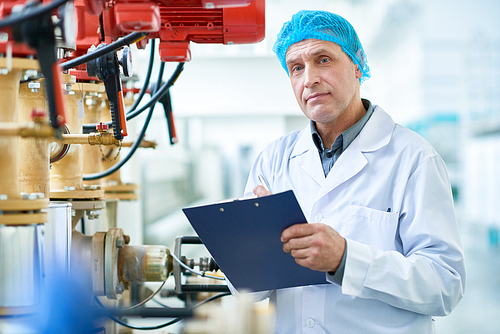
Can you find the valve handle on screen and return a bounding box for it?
[87,44,128,140]
[152,82,178,145]
[96,122,109,131]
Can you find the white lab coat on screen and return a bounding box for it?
[236,106,466,333]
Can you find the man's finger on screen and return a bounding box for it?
[281,223,314,242]
[253,185,271,197]
[283,234,312,252]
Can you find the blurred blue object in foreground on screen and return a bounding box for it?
[27,273,105,334]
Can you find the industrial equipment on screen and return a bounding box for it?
[0,0,270,333]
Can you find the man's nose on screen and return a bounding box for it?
[304,65,320,88]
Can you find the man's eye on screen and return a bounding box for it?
[320,58,330,64]
[292,65,303,72]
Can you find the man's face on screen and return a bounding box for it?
[285,39,362,126]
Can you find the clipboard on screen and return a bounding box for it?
[182,190,327,292]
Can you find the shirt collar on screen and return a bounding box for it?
[310,99,374,152]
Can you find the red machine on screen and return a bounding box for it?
[0,0,37,56]
[92,0,265,61]
[0,0,265,136]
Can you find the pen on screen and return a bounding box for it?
[258,174,272,194]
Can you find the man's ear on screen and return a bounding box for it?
[355,65,362,79]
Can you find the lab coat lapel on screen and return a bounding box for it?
[314,106,395,202]
[314,148,367,202]
[290,126,325,187]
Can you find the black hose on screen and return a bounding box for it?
[82,62,180,181]
[126,39,156,114]
[83,61,184,132]
[61,32,148,71]
[0,0,70,29]
[99,292,231,331]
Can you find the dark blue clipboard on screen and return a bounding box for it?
[182,190,327,292]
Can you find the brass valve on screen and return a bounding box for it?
[18,122,55,138]
[88,131,121,146]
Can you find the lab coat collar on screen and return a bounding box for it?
[290,105,396,196]
[353,105,394,153]
[290,123,325,186]
[291,105,394,156]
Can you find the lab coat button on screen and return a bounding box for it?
[306,318,315,328]
[314,213,323,222]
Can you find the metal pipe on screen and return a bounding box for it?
[181,285,230,293]
[112,307,193,318]
[0,122,53,138]
[118,245,171,282]
[0,123,21,136]
[50,93,84,192]
[18,81,49,197]
[82,98,104,186]
[0,69,22,199]
[0,124,121,146]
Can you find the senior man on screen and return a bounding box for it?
[229,10,466,334]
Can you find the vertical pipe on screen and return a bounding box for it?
[0,70,22,199]
[82,98,104,186]
[50,92,83,191]
[18,81,50,198]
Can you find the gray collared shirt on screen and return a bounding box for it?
[309,99,373,284]
[311,99,374,176]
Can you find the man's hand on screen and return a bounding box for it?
[281,223,345,272]
[253,185,271,197]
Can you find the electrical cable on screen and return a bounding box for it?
[83,61,167,180]
[60,32,149,72]
[0,0,70,29]
[83,60,183,132]
[171,253,225,281]
[121,280,167,310]
[94,297,182,330]
[97,292,231,331]
[152,298,171,308]
[18,32,148,87]
[119,278,167,310]
[82,62,184,180]
[126,39,156,114]
[121,77,170,120]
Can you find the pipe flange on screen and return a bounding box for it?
[104,227,124,300]
[91,232,106,296]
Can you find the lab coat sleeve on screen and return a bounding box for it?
[341,156,466,316]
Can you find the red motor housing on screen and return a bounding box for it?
[102,0,265,62]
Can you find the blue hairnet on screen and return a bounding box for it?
[273,10,371,84]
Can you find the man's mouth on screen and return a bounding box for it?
[306,92,329,102]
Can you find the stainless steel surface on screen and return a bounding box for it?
[45,202,72,281]
[0,224,40,307]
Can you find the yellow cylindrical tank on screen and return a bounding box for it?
[18,80,49,198]
[0,69,22,200]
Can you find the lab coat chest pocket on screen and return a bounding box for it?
[342,205,399,251]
